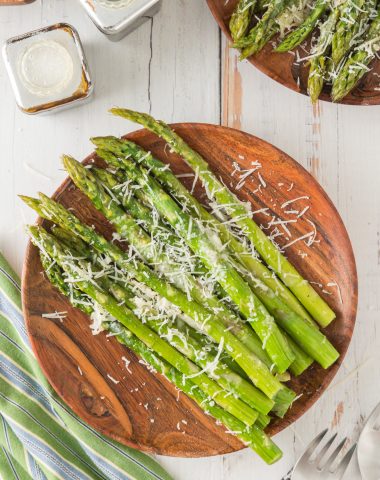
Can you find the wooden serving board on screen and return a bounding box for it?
[0,1,35,4]
[22,124,357,457]
[207,0,380,106]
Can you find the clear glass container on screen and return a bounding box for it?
[78,0,162,42]
[2,23,94,114]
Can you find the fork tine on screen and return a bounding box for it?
[315,433,337,468]
[330,443,357,478]
[320,437,347,472]
[297,429,329,464]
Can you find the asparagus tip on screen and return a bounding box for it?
[19,195,41,209]
[61,154,76,169]
[109,107,129,117]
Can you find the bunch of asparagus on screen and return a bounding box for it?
[230,0,380,102]
[22,108,340,464]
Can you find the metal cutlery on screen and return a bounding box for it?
[281,429,356,480]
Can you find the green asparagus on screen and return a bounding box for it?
[92,136,314,326]
[91,166,275,369]
[234,0,308,56]
[109,109,336,327]
[30,225,262,426]
[275,0,329,52]
[308,8,340,103]
[107,322,282,464]
[101,151,337,370]
[89,150,296,374]
[331,0,374,65]
[40,250,280,463]
[49,224,275,416]
[230,0,256,42]
[238,0,292,58]
[65,157,277,372]
[22,195,287,400]
[332,8,380,101]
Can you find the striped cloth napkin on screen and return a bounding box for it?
[0,251,173,480]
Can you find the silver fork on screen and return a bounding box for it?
[282,429,357,480]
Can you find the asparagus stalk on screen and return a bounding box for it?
[64,156,274,369]
[308,8,340,103]
[92,167,274,369]
[51,224,262,383]
[109,109,335,327]
[106,279,274,415]
[275,0,329,52]
[29,225,261,426]
[91,146,312,326]
[332,8,380,101]
[49,224,274,416]
[21,195,286,400]
[234,0,308,56]
[89,151,296,374]
[106,322,281,464]
[237,0,292,58]
[40,253,279,463]
[331,0,373,65]
[102,152,337,370]
[93,145,319,375]
[230,0,257,42]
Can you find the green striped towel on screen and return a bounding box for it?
[0,251,173,480]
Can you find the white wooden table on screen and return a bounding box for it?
[0,1,379,478]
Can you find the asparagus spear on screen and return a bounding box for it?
[94,146,319,375]
[237,0,292,58]
[98,151,337,370]
[275,0,329,52]
[65,159,275,371]
[92,167,275,369]
[90,173,311,380]
[308,8,340,103]
[51,224,260,383]
[52,223,277,416]
[106,322,281,464]
[230,0,257,42]
[234,0,308,56]
[30,225,260,426]
[331,0,374,65]
[88,151,296,374]
[107,279,274,415]
[49,223,275,416]
[332,8,380,101]
[109,109,336,328]
[40,253,279,463]
[92,140,313,327]
[21,195,286,400]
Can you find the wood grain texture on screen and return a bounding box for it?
[207,0,380,106]
[22,123,357,457]
[0,1,35,4]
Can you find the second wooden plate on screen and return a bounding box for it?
[22,124,357,457]
[207,0,380,105]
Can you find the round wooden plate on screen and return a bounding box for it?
[207,0,380,105]
[22,124,357,457]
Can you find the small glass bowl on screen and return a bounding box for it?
[78,0,162,42]
[2,23,94,115]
